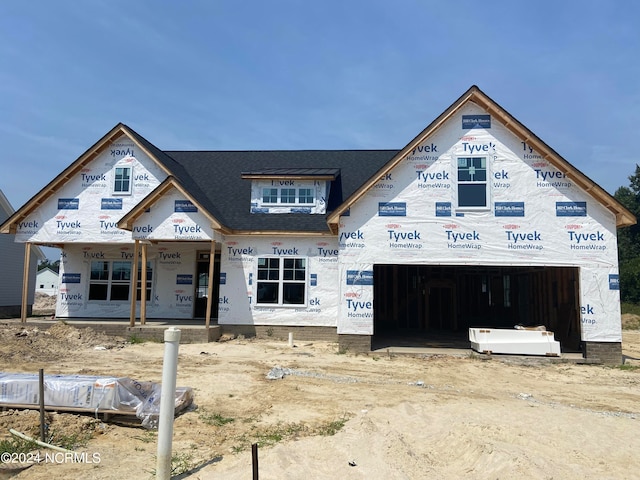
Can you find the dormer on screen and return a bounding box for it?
[241,168,339,215]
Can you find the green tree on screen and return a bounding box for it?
[615,164,640,302]
[37,259,60,273]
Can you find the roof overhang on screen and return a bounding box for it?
[117,176,229,234]
[0,123,174,235]
[241,168,339,181]
[326,85,636,233]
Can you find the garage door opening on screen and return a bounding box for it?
[372,265,580,351]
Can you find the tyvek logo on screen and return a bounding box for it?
[461,141,495,154]
[59,292,83,305]
[387,226,423,249]
[56,215,82,236]
[271,245,299,255]
[536,169,572,189]
[408,143,439,163]
[581,303,596,325]
[99,218,125,236]
[17,220,39,235]
[446,229,481,250]
[226,243,254,264]
[81,169,107,188]
[174,290,193,307]
[133,224,153,238]
[492,169,511,189]
[317,247,338,257]
[567,230,607,251]
[110,144,135,158]
[374,173,394,191]
[521,141,544,160]
[173,222,203,238]
[415,169,451,190]
[218,295,231,313]
[339,230,365,248]
[505,230,543,251]
[345,298,373,319]
[227,246,254,256]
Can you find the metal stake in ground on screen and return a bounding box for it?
[156,327,182,480]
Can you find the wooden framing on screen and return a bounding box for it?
[326,85,636,232]
[20,242,31,323]
[0,124,174,235]
[140,242,148,325]
[205,240,216,329]
[129,240,140,327]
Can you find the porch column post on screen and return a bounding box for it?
[205,240,216,329]
[141,242,148,325]
[129,240,140,327]
[21,242,31,323]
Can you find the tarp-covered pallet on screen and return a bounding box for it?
[0,373,193,428]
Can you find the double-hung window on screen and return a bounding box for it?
[113,167,132,194]
[256,257,307,305]
[89,260,132,301]
[457,157,487,208]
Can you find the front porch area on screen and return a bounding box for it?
[2,317,221,344]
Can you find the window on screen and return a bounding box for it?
[136,261,153,301]
[457,157,487,208]
[262,188,278,204]
[113,166,132,194]
[280,188,296,204]
[89,260,132,301]
[298,188,314,204]
[261,187,315,205]
[256,257,307,305]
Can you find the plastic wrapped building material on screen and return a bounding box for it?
[468,328,561,356]
[0,373,193,429]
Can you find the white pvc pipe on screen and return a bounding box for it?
[10,428,73,453]
[156,327,182,480]
[288,332,294,347]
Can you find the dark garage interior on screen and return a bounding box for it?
[372,264,581,351]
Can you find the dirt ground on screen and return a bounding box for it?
[0,309,639,479]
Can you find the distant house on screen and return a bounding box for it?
[0,190,45,317]
[0,86,635,363]
[36,267,59,296]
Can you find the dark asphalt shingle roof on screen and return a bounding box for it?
[161,150,399,232]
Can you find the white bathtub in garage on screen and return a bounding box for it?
[468,328,561,356]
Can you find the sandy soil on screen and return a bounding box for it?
[0,319,638,480]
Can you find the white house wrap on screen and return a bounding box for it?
[1,86,634,362]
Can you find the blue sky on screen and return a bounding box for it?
[1,1,639,213]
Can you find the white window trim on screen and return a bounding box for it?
[112,165,133,196]
[455,155,490,211]
[261,187,316,206]
[88,259,155,303]
[255,256,308,307]
[88,260,132,302]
